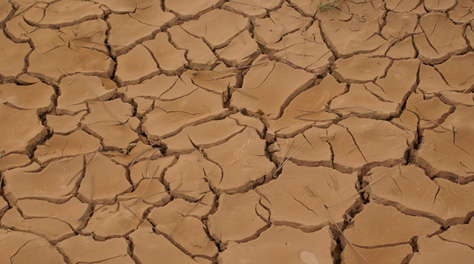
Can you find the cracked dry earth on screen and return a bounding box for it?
[0,0,474,263]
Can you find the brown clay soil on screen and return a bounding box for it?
[0,0,474,263]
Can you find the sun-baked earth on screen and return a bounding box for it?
[0,0,473,263]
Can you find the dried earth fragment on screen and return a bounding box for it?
[223,0,282,18]
[34,129,101,164]
[386,37,417,59]
[122,74,177,100]
[165,0,219,17]
[143,32,187,74]
[82,98,138,150]
[229,112,265,135]
[119,178,170,206]
[24,0,102,27]
[342,243,413,264]
[448,0,474,23]
[149,194,214,221]
[56,235,133,263]
[94,0,136,12]
[267,74,345,137]
[106,141,159,166]
[107,3,175,56]
[115,44,159,86]
[180,9,248,49]
[333,59,419,118]
[366,165,474,226]
[0,104,46,155]
[335,0,386,20]
[410,235,474,264]
[0,197,8,215]
[435,53,474,92]
[82,201,149,238]
[129,227,199,264]
[418,63,456,94]
[440,91,474,107]
[143,88,228,140]
[439,220,474,248]
[128,156,175,184]
[153,72,196,101]
[217,30,260,67]
[16,197,88,231]
[57,75,115,114]
[289,0,319,16]
[207,190,268,243]
[28,20,113,81]
[189,63,237,99]
[230,58,314,118]
[372,59,419,103]
[343,203,439,247]
[330,83,398,118]
[253,2,312,45]
[0,153,30,171]
[267,22,333,74]
[319,3,389,56]
[162,117,245,153]
[328,116,413,172]
[0,79,55,112]
[270,127,332,167]
[467,24,474,49]
[385,0,423,12]
[46,112,85,134]
[163,152,216,201]
[3,156,83,202]
[332,55,391,83]
[1,207,75,241]
[410,96,452,130]
[204,128,275,193]
[0,31,30,79]
[257,162,358,229]
[414,13,467,64]
[381,12,418,41]
[424,0,456,11]
[0,230,65,264]
[131,1,176,26]
[77,152,132,203]
[133,97,154,117]
[36,19,107,54]
[219,226,334,264]
[148,194,217,257]
[168,25,217,68]
[5,13,36,41]
[415,106,474,183]
[391,93,425,133]
[0,0,11,22]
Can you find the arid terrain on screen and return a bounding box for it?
[0,0,473,263]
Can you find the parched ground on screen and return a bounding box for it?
[0,0,473,263]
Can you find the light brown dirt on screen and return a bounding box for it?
[0,0,473,263]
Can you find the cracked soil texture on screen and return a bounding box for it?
[0,0,473,263]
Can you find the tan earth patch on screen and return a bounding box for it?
[257,162,358,229]
[415,106,474,183]
[230,57,314,118]
[219,226,334,264]
[0,230,65,263]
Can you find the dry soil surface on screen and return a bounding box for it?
[0,0,474,263]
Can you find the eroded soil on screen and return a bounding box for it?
[0,0,473,263]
